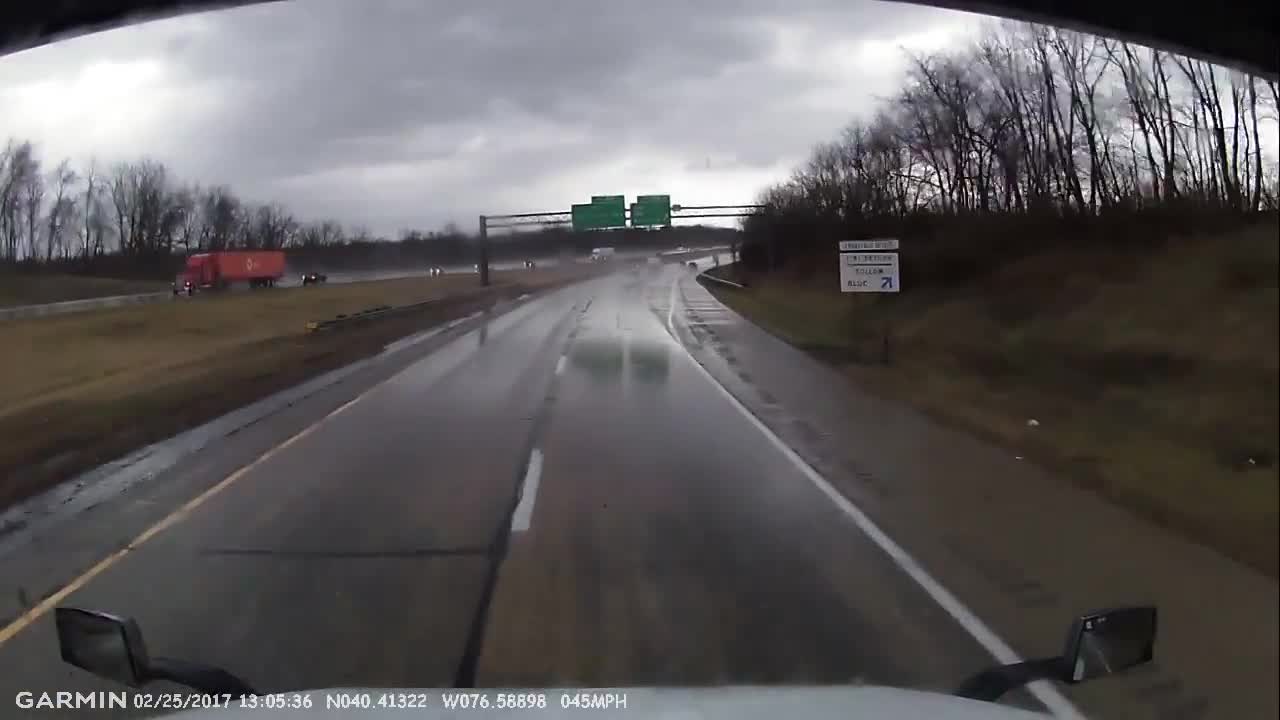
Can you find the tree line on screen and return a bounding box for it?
[0,143,737,277]
[743,22,1279,270]
[0,145,480,268]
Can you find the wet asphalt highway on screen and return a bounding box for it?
[0,263,995,715]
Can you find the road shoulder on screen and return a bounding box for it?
[671,273,1277,720]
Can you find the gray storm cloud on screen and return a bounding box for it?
[0,0,981,233]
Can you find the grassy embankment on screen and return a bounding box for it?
[707,222,1278,577]
[0,274,167,307]
[0,266,596,511]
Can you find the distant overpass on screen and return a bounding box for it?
[0,0,1275,77]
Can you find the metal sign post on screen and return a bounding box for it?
[477,215,490,287]
[838,239,901,364]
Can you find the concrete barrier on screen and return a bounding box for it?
[0,292,172,322]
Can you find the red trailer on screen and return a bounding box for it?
[174,251,286,295]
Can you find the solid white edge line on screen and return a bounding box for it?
[555,355,567,375]
[510,449,544,532]
[666,276,1086,720]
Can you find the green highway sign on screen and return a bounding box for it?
[572,202,625,231]
[631,194,671,228]
[571,193,671,231]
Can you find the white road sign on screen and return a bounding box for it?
[840,252,900,293]
[839,238,900,252]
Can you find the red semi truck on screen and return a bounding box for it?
[173,251,286,295]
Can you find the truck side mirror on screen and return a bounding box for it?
[55,607,151,688]
[1062,606,1157,683]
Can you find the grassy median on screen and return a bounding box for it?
[0,266,597,511]
[706,222,1279,577]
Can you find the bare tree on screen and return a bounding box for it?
[349,225,374,244]
[43,160,78,261]
[746,20,1279,265]
[0,140,16,260]
[1246,75,1264,211]
[251,202,297,249]
[133,159,170,253]
[109,162,135,254]
[200,185,240,250]
[170,184,201,253]
[1176,57,1243,209]
[2,137,377,267]
[80,158,99,259]
[0,141,39,260]
[22,157,45,260]
[297,219,346,247]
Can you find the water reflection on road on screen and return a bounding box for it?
[569,337,669,387]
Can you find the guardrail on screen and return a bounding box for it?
[697,269,746,289]
[0,291,171,322]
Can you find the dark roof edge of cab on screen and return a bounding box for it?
[0,1,276,58]
[907,0,1277,80]
[0,0,1275,78]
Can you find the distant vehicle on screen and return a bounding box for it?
[428,266,443,277]
[590,247,615,262]
[173,251,286,295]
[524,260,536,269]
[301,272,327,286]
[51,604,1158,719]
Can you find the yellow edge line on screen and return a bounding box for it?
[0,393,367,648]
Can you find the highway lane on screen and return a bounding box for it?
[0,280,587,711]
[0,264,1006,716]
[476,268,992,689]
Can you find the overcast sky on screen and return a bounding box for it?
[0,0,985,235]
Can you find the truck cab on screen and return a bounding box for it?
[174,254,213,295]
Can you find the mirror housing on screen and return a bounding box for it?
[1061,606,1157,683]
[55,607,151,688]
[954,605,1158,702]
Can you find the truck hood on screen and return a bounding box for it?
[157,686,1051,719]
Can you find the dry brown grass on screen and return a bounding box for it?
[709,221,1279,576]
[2,274,494,416]
[0,265,599,510]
